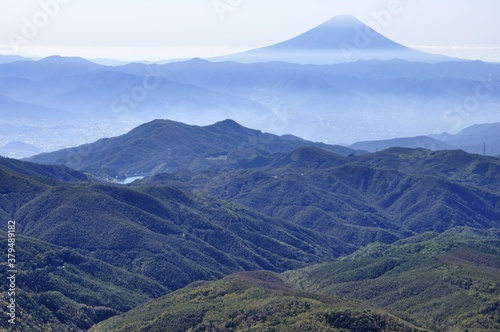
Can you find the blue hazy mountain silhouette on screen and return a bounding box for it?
[432,123,500,156]
[0,55,105,80]
[213,15,453,64]
[0,54,31,64]
[349,122,500,156]
[1,41,499,158]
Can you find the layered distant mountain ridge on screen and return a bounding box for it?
[1,15,499,158]
[350,122,500,156]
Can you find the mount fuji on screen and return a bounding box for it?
[212,15,453,64]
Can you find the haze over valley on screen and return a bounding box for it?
[1,15,499,158]
[1,3,500,331]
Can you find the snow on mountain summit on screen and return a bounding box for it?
[212,15,453,64]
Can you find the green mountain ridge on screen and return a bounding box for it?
[285,228,500,331]
[139,147,500,245]
[90,228,500,332]
[25,119,365,178]
[0,163,353,330]
[0,155,89,182]
[90,270,426,332]
[2,121,499,330]
[0,231,167,331]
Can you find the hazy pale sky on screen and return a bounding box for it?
[1,0,499,62]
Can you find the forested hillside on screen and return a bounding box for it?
[2,135,499,331]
